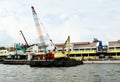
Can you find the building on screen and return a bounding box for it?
[1,40,120,60]
[107,40,120,59]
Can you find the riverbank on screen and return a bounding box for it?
[84,60,120,64]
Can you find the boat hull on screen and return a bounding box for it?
[30,57,83,67]
[2,59,30,65]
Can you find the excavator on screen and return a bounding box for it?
[16,30,29,55]
[5,31,28,60]
[54,36,70,58]
[3,31,29,64]
[53,36,83,67]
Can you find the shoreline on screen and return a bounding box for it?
[83,60,120,64]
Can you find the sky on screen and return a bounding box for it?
[0,0,120,47]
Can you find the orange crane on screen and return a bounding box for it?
[31,6,47,54]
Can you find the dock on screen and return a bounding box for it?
[83,60,120,64]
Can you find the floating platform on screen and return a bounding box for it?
[30,57,83,67]
[2,59,30,65]
[2,57,83,67]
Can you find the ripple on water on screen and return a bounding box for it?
[1,64,120,82]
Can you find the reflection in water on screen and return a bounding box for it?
[0,64,120,82]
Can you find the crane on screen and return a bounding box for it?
[62,36,70,58]
[54,36,70,58]
[31,6,47,54]
[20,30,29,47]
[15,43,25,54]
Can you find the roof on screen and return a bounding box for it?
[55,42,98,48]
[108,40,120,47]
[74,42,98,48]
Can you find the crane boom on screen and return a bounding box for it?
[20,30,29,46]
[62,36,70,57]
[31,6,47,54]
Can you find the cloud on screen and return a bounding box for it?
[0,0,120,47]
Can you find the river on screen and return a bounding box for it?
[0,64,120,82]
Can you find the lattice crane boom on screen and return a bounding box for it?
[31,6,47,54]
[20,30,29,47]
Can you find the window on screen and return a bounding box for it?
[39,50,43,52]
[89,54,95,56]
[116,47,120,50]
[109,47,114,50]
[91,48,96,50]
[117,53,120,56]
[57,50,62,52]
[80,49,84,51]
[82,54,88,56]
[110,53,116,56]
[73,49,80,51]
[76,54,81,57]
[86,48,90,51]
[70,54,76,57]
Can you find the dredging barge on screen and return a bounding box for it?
[29,36,83,67]
[29,6,83,67]
[2,55,83,67]
[1,35,83,67]
[0,6,83,67]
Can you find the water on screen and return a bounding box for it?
[0,64,120,82]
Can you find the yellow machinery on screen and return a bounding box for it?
[55,36,70,58]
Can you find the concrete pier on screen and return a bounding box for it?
[84,60,120,64]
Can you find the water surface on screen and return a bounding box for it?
[0,64,120,82]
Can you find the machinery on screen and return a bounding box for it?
[30,7,83,67]
[15,30,29,55]
[31,6,47,54]
[62,36,70,57]
[31,6,71,59]
[55,36,70,58]
[20,30,29,47]
[31,6,56,59]
[15,43,25,55]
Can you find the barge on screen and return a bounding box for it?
[2,59,29,65]
[30,57,83,67]
[29,35,83,67]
